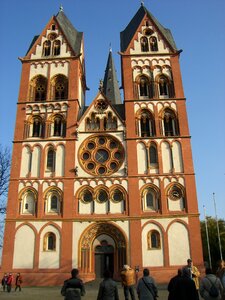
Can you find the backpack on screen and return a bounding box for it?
[206,277,219,298]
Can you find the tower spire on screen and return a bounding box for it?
[103,50,121,104]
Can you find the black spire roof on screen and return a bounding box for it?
[120,4,177,52]
[103,49,122,105]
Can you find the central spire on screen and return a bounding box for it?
[103,50,122,104]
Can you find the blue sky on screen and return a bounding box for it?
[0,0,224,220]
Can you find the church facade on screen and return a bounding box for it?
[1,4,203,285]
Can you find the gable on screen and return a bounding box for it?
[25,12,83,59]
[78,93,124,132]
[120,5,177,54]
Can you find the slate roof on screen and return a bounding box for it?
[55,10,83,55]
[103,50,122,105]
[120,4,177,52]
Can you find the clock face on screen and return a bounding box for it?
[79,134,125,176]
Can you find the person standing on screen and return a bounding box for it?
[97,269,119,300]
[6,273,13,293]
[217,260,225,300]
[186,258,200,298]
[200,268,224,300]
[136,268,158,300]
[61,269,86,300]
[1,273,8,292]
[15,273,23,291]
[121,265,136,300]
[167,269,182,300]
[173,267,199,300]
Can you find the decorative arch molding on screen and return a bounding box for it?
[15,221,38,236]
[142,219,166,234]
[80,222,126,249]
[166,218,189,234]
[78,222,127,276]
[38,221,62,237]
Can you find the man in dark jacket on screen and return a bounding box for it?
[61,269,85,300]
[97,269,119,300]
[167,269,182,300]
[173,267,199,300]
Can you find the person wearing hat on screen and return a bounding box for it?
[121,265,136,300]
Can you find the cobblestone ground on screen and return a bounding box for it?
[0,283,169,300]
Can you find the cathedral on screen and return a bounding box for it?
[1,4,203,285]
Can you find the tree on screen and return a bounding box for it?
[201,217,225,270]
[0,145,11,213]
[0,145,11,250]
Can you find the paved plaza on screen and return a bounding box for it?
[0,281,169,300]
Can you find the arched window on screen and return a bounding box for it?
[104,112,117,130]
[20,189,36,215]
[50,195,58,210]
[43,40,51,56]
[111,189,124,203]
[46,148,56,172]
[81,189,93,203]
[149,144,158,165]
[158,75,169,96]
[53,40,61,56]
[149,37,158,51]
[44,232,56,251]
[86,113,100,131]
[32,117,42,137]
[142,187,159,211]
[163,109,179,136]
[54,75,68,100]
[45,188,62,214]
[147,230,161,249]
[30,75,47,102]
[139,110,155,137]
[97,189,108,203]
[140,37,149,52]
[137,75,154,99]
[53,115,65,137]
[139,76,149,97]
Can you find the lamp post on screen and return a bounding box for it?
[213,192,223,260]
[203,205,212,269]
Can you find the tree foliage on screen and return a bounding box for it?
[201,217,225,270]
[0,145,11,214]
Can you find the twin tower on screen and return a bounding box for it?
[1,4,203,285]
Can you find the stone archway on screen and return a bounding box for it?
[79,222,126,280]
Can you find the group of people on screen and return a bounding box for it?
[1,272,22,292]
[61,259,225,300]
[168,258,225,300]
[61,264,158,300]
